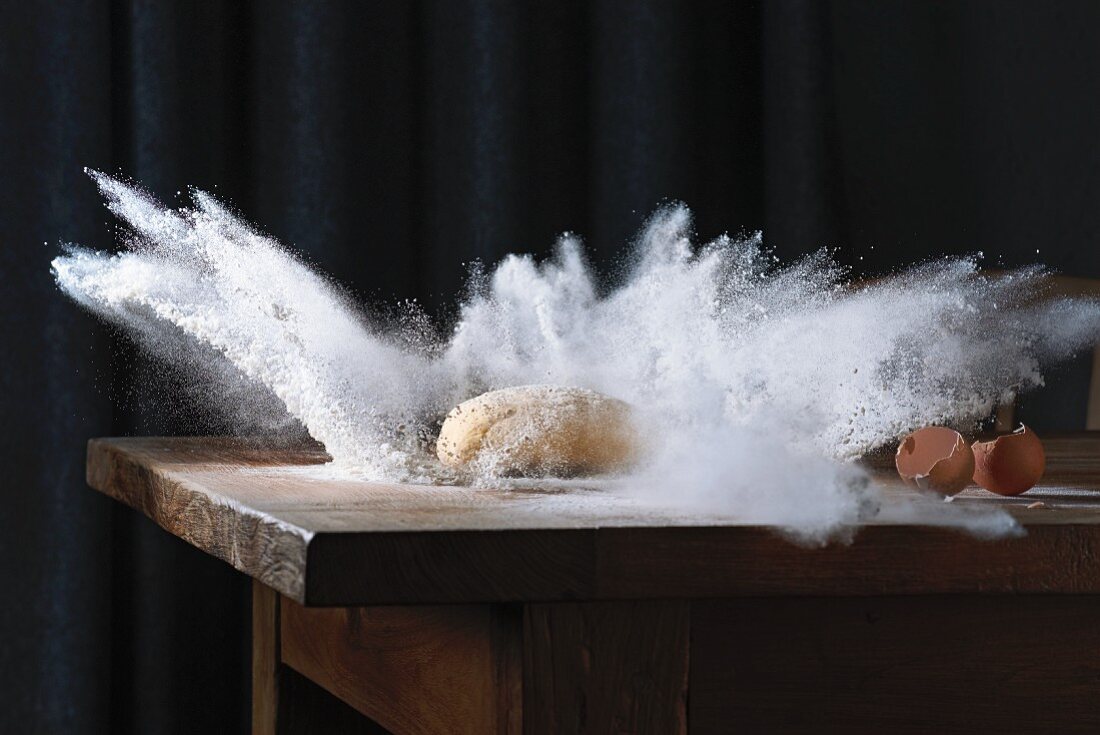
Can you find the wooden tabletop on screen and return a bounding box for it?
[87,435,1100,606]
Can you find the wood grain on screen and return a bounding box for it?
[280,598,522,734]
[88,438,316,600]
[304,529,595,605]
[252,581,280,735]
[596,523,1100,598]
[690,595,1100,733]
[523,601,689,734]
[87,435,1100,605]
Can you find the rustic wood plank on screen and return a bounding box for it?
[304,529,596,605]
[253,580,390,734]
[88,438,314,600]
[299,523,1100,604]
[595,523,1100,598]
[523,601,689,734]
[280,598,522,734]
[252,581,280,735]
[690,596,1100,733]
[87,435,1100,605]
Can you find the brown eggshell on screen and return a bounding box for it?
[895,426,975,496]
[971,425,1046,496]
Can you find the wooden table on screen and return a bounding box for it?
[88,435,1100,734]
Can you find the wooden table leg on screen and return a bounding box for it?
[280,598,522,734]
[254,582,390,734]
[252,581,280,735]
[523,601,691,735]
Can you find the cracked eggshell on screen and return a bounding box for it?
[972,425,1046,496]
[895,426,975,496]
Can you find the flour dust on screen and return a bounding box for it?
[51,171,1100,542]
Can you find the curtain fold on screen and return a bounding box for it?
[0,2,114,732]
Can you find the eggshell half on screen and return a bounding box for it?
[895,426,975,496]
[971,425,1046,496]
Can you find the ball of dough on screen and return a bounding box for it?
[436,385,638,476]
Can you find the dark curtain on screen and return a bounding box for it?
[5,1,1100,732]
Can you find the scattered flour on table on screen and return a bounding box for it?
[52,171,1100,542]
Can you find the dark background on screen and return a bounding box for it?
[4,1,1100,732]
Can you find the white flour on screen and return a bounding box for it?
[52,171,1100,542]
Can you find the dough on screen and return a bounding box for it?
[436,385,638,476]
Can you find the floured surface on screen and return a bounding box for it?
[54,173,1100,544]
[93,436,1100,534]
[87,435,1100,605]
